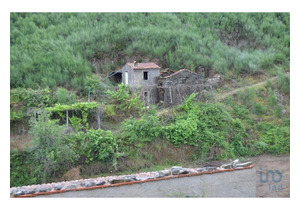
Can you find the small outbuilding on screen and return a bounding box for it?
[121,61,161,87]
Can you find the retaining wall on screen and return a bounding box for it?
[10,160,256,198]
[37,167,256,198]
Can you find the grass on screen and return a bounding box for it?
[11,13,290,92]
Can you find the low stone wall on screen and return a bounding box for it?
[10,160,256,198]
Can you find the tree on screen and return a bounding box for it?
[29,112,76,183]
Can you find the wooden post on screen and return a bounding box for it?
[88,86,91,102]
[66,110,69,127]
[96,108,101,129]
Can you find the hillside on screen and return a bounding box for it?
[10,13,290,187]
[11,13,289,91]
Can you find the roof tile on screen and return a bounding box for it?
[127,62,161,70]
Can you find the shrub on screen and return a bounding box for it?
[164,113,199,146]
[255,103,267,115]
[275,105,283,118]
[267,88,277,107]
[68,129,118,163]
[164,101,249,160]
[55,87,76,105]
[276,71,290,94]
[29,113,76,183]
[10,88,53,108]
[178,92,198,112]
[106,84,145,118]
[258,123,290,154]
[121,111,161,143]
[104,105,116,121]
[69,116,84,132]
[10,149,40,187]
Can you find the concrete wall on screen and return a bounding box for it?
[121,64,160,88]
[36,167,256,198]
[121,64,134,86]
[131,68,160,87]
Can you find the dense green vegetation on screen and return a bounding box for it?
[10,13,290,187]
[11,13,289,91]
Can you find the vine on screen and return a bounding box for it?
[46,102,98,130]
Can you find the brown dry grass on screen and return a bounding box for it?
[10,134,32,151]
[62,167,81,181]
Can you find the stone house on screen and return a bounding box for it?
[110,62,218,107]
[121,62,161,87]
[120,62,161,106]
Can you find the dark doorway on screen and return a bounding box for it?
[108,71,122,83]
[144,91,149,106]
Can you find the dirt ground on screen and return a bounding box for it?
[202,154,290,197]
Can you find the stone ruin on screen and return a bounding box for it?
[142,68,221,107]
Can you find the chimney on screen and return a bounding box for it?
[133,61,137,67]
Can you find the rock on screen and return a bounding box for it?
[179,168,189,174]
[197,167,217,172]
[81,181,96,187]
[220,163,232,169]
[155,170,171,178]
[63,183,78,190]
[197,168,207,172]
[235,162,252,168]
[109,176,136,184]
[171,166,182,175]
[230,159,239,169]
[13,188,26,196]
[37,185,52,193]
[136,176,152,181]
[53,184,63,190]
[23,188,36,194]
[154,172,164,178]
[95,180,106,186]
[205,167,217,171]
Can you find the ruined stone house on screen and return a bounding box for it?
[109,62,218,107]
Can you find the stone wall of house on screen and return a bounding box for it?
[131,86,159,106]
[157,84,212,107]
[157,69,204,87]
[131,68,160,87]
[157,69,212,107]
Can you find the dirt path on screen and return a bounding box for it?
[216,72,289,101]
[216,77,277,101]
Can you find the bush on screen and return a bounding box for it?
[29,113,76,183]
[267,88,277,107]
[55,87,76,105]
[106,84,145,118]
[10,88,53,108]
[121,111,162,143]
[164,101,249,160]
[164,113,199,146]
[10,150,40,187]
[275,105,283,118]
[257,122,290,154]
[276,71,290,93]
[68,129,118,164]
